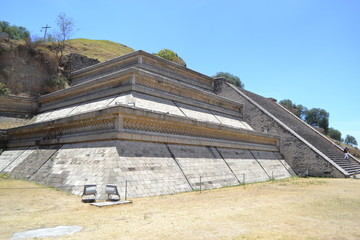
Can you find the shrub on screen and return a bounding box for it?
[155,49,186,67]
[0,83,11,95]
[46,76,68,91]
[213,72,244,89]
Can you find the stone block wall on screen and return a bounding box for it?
[217,83,345,178]
[0,140,293,199]
[0,96,37,116]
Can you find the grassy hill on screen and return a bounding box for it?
[65,38,134,62]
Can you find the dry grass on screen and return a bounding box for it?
[1,177,360,240]
[65,38,134,62]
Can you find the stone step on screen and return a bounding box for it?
[239,89,360,177]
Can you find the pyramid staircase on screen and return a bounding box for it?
[239,89,360,177]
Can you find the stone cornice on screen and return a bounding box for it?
[0,95,38,115]
[69,50,214,90]
[38,67,243,117]
[7,105,278,150]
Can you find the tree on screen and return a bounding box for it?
[328,128,342,141]
[279,99,307,119]
[155,49,186,67]
[344,135,357,146]
[304,108,329,134]
[213,72,244,89]
[53,13,75,59]
[0,21,30,40]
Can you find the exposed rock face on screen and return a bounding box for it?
[0,39,100,96]
[0,39,57,96]
[60,53,100,77]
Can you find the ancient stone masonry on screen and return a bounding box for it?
[216,82,360,178]
[3,49,333,200]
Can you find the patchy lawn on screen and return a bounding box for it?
[1,177,359,240]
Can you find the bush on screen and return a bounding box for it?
[213,72,244,89]
[0,83,11,95]
[155,49,186,67]
[46,76,68,91]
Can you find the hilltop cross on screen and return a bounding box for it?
[42,24,51,41]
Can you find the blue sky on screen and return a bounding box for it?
[2,0,360,144]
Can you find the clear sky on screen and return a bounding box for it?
[2,0,360,145]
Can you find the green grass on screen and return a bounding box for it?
[65,38,134,62]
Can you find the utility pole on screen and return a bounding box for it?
[41,24,51,41]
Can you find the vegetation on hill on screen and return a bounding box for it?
[65,38,134,62]
[0,21,29,40]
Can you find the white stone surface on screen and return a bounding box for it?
[3,147,38,172]
[33,92,252,132]
[211,111,253,130]
[0,148,28,172]
[251,151,292,179]
[175,102,221,124]
[1,141,292,198]
[217,148,270,183]
[69,96,116,115]
[168,145,239,190]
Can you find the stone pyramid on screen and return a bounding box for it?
[1,50,357,199]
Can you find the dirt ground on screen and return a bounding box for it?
[1,177,360,240]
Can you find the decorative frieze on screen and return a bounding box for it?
[123,116,277,146]
[135,74,242,115]
[6,105,278,149]
[70,57,139,86]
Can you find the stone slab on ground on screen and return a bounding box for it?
[90,200,132,207]
[10,226,83,240]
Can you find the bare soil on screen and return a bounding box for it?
[1,177,359,240]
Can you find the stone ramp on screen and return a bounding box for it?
[1,140,293,199]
